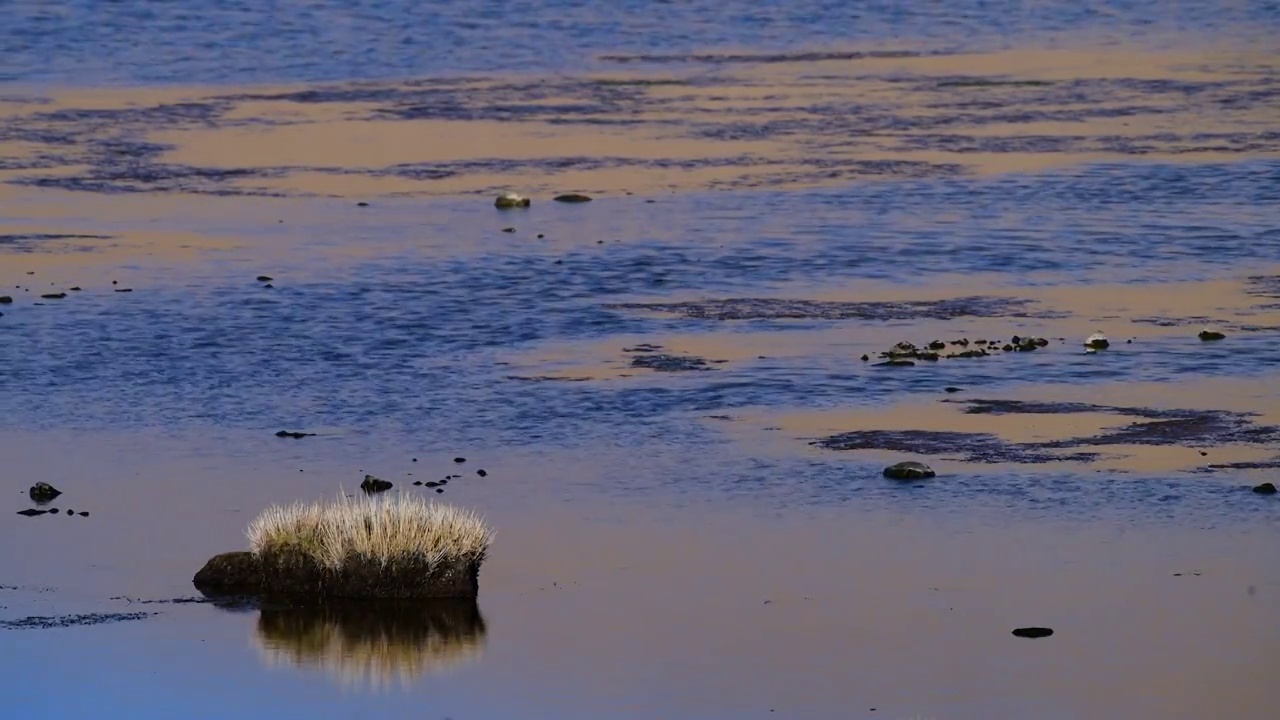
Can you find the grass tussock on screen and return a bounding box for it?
[246,493,492,572]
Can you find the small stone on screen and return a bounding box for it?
[424,482,439,488]
[553,193,593,203]
[1199,451,1208,456]
[874,359,915,367]
[263,283,273,289]
[29,482,62,502]
[111,280,118,285]
[356,201,369,207]
[78,511,89,517]
[1084,331,1109,349]
[257,276,273,282]
[477,469,488,477]
[41,292,66,299]
[883,462,935,480]
[1002,344,1014,352]
[438,479,448,485]
[1198,328,1226,341]
[928,340,946,350]
[47,508,58,513]
[502,227,515,233]
[413,481,423,486]
[494,192,531,209]
[1252,482,1277,495]
[359,474,393,494]
[69,286,82,291]
[860,354,869,361]
[16,509,46,517]
[537,234,545,239]
[114,288,133,293]
[412,458,418,462]
[66,509,74,515]
[454,457,466,463]
[436,488,444,493]
[0,296,11,303]
[1012,627,1054,638]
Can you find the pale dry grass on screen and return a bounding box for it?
[246,494,492,571]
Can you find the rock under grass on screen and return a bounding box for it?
[194,494,493,600]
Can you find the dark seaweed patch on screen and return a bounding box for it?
[812,429,1096,464]
[604,296,1043,321]
[628,353,712,372]
[0,611,154,630]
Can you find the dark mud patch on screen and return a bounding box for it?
[0,611,154,630]
[598,49,942,65]
[814,399,1280,464]
[812,429,1097,464]
[605,296,1046,321]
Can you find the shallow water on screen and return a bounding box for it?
[4,6,1280,720]
[6,0,1280,86]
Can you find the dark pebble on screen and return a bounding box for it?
[537,234,545,239]
[412,458,417,462]
[413,481,423,486]
[1199,451,1208,456]
[1012,627,1054,638]
[453,457,466,463]
[1252,482,1277,495]
[860,354,869,361]
[114,288,133,293]
[275,430,314,439]
[477,469,488,477]
[66,509,74,515]
[264,283,273,288]
[502,227,515,233]
[438,479,448,485]
[435,488,444,493]
[70,286,82,291]
[47,508,58,513]
[78,511,89,517]
[16,509,46,517]
[41,293,66,299]
[944,387,963,393]
[257,275,273,282]
[111,280,117,284]
[0,296,11,303]
[356,201,369,207]
[425,482,439,488]
[553,193,593,203]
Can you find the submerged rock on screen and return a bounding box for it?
[1012,627,1054,638]
[29,482,62,502]
[553,193,593,203]
[882,461,936,480]
[275,430,314,439]
[874,359,915,367]
[40,292,66,300]
[494,192,530,209]
[1253,482,1277,495]
[1084,331,1110,350]
[360,475,393,494]
[1198,327,1226,341]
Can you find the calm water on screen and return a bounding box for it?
[3,0,1279,86]
[3,4,1280,720]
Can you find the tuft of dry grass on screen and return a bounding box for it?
[246,493,492,572]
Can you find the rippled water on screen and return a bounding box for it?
[4,0,1279,85]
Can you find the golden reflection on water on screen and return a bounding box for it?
[254,599,486,690]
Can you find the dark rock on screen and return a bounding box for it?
[257,275,273,282]
[29,481,62,502]
[16,509,47,517]
[928,340,946,350]
[275,430,314,439]
[193,552,262,595]
[0,296,11,303]
[501,227,515,233]
[195,549,480,599]
[874,359,915,367]
[882,461,936,480]
[436,488,445,493]
[114,288,133,293]
[66,509,74,515]
[78,511,89,517]
[453,457,466,463]
[951,338,970,346]
[477,469,488,477]
[860,354,869,361]
[1198,329,1226,341]
[413,481,423,486]
[69,286,82,291]
[1002,344,1014,351]
[1253,482,1277,495]
[412,458,418,462]
[356,201,369,207]
[1012,627,1054,638]
[360,475,393,494]
[424,481,439,488]
[438,479,448,485]
[264,283,274,289]
[47,508,58,513]
[945,387,963,393]
[553,193,593,203]
[40,292,66,299]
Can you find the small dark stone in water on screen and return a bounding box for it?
[359,474,393,494]
[16,509,46,517]
[413,481,423,486]
[47,508,58,513]
[1198,329,1227,341]
[263,283,274,289]
[1199,451,1208,456]
[1012,627,1054,638]
[438,479,448,485]
[874,359,915,367]
[537,234,545,239]
[114,288,133,293]
[256,276,273,282]
[883,462,935,480]
[1002,344,1014,351]
[553,193,593,203]
[424,481,439,488]
[41,292,66,299]
[412,458,417,462]
[449,475,461,479]
[79,511,89,517]
[860,354,869,361]
[1253,482,1277,495]
[275,430,314,439]
[454,457,466,463]
[477,469,488,477]
[69,286,82,291]
[66,509,74,515]
[502,227,515,233]
[436,488,444,493]
[945,387,963,393]
[29,482,61,502]
[111,280,117,285]
[356,201,369,207]
[0,296,11,303]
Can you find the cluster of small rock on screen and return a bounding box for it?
[863,335,1051,366]
[17,482,90,517]
[359,456,488,497]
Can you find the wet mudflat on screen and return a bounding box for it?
[3,10,1280,720]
